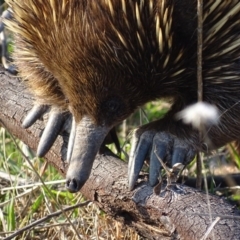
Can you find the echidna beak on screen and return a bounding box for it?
[65,115,110,193]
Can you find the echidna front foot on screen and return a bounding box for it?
[22,104,70,157]
[128,127,196,190]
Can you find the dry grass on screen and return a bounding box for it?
[0,127,142,240]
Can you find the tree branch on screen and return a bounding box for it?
[1,66,240,239]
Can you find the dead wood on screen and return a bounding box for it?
[1,66,240,240]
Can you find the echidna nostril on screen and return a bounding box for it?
[66,178,80,193]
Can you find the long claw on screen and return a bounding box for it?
[149,146,165,187]
[22,105,48,128]
[66,117,76,163]
[128,130,154,190]
[37,108,64,157]
[149,133,173,186]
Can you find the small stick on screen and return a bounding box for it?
[196,0,203,190]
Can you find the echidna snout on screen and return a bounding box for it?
[65,115,110,192]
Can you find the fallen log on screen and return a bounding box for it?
[1,66,240,240]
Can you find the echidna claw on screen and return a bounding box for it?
[22,104,66,157]
[128,129,155,190]
[22,104,49,128]
[37,107,65,157]
[128,128,196,191]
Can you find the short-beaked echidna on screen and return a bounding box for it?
[5,0,240,192]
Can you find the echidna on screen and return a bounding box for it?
[5,0,240,192]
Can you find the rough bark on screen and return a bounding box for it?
[1,66,240,240]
